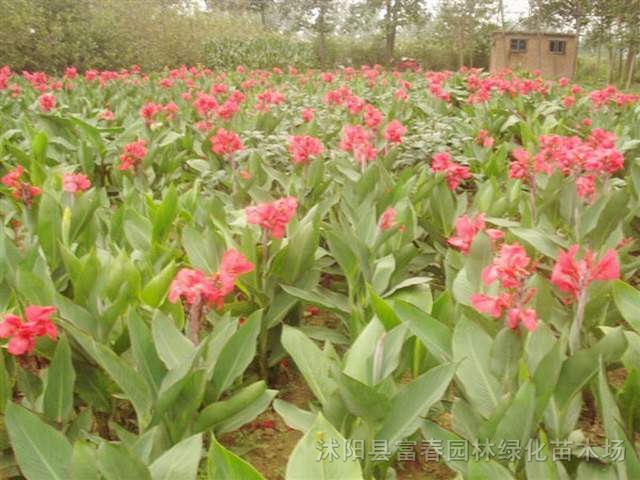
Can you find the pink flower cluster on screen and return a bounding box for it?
[340,125,377,165]
[378,208,397,231]
[118,139,148,171]
[0,306,57,356]
[210,128,243,156]
[38,93,56,112]
[140,101,179,123]
[551,246,619,301]
[448,213,503,255]
[475,130,494,148]
[510,129,624,201]
[431,152,471,190]
[246,196,298,239]
[471,243,538,332]
[288,135,324,165]
[384,120,407,144]
[169,249,254,310]
[62,173,91,193]
[1,166,41,205]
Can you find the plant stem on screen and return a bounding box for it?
[259,230,270,381]
[570,288,588,355]
[188,296,203,345]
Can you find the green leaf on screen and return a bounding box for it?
[193,381,266,433]
[149,434,202,480]
[208,435,264,480]
[369,287,401,330]
[281,285,350,314]
[141,261,178,308]
[70,441,99,480]
[493,381,536,446]
[376,362,456,448]
[64,324,153,428]
[124,209,152,252]
[215,389,277,434]
[127,312,167,394]
[96,443,151,480]
[452,318,501,418]
[555,327,627,410]
[281,326,336,405]
[36,193,61,267]
[398,301,452,363]
[5,403,72,480]
[337,372,391,423]
[286,413,363,480]
[597,360,640,479]
[273,399,315,433]
[152,312,195,370]
[0,351,12,414]
[43,335,75,424]
[613,280,640,334]
[371,254,395,294]
[510,227,562,258]
[211,311,261,399]
[151,185,179,243]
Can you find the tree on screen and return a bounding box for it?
[435,0,496,68]
[348,0,429,64]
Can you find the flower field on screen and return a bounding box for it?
[1,63,640,479]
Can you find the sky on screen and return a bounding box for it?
[422,0,531,21]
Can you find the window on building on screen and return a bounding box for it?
[510,38,527,53]
[549,40,566,54]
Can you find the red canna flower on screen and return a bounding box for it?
[288,135,324,165]
[246,196,298,239]
[475,130,494,148]
[301,108,314,122]
[448,213,503,255]
[550,245,620,300]
[1,166,41,205]
[210,128,243,156]
[118,139,147,171]
[363,104,382,129]
[378,208,397,231]
[0,306,57,356]
[62,173,91,193]
[169,249,253,311]
[340,125,377,165]
[384,120,407,144]
[430,152,471,191]
[38,93,56,112]
[471,242,538,332]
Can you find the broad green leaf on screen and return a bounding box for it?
[273,399,315,433]
[141,261,178,308]
[64,324,153,428]
[43,335,75,424]
[127,312,167,394]
[398,300,452,363]
[208,436,264,480]
[452,317,501,418]
[193,381,266,433]
[376,362,456,448]
[281,285,350,314]
[70,441,99,480]
[149,434,202,480]
[5,403,72,480]
[97,443,151,480]
[286,413,363,480]
[613,280,640,334]
[281,325,336,405]
[211,311,261,398]
[152,312,195,370]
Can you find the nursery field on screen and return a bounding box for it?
[2,63,640,480]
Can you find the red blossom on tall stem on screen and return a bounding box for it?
[551,245,620,354]
[118,139,147,171]
[448,213,503,255]
[0,306,57,356]
[430,152,471,191]
[384,120,407,144]
[1,165,41,205]
[288,135,324,165]
[169,249,254,343]
[245,196,298,239]
[470,243,538,332]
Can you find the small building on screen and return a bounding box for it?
[490,31,577,79]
